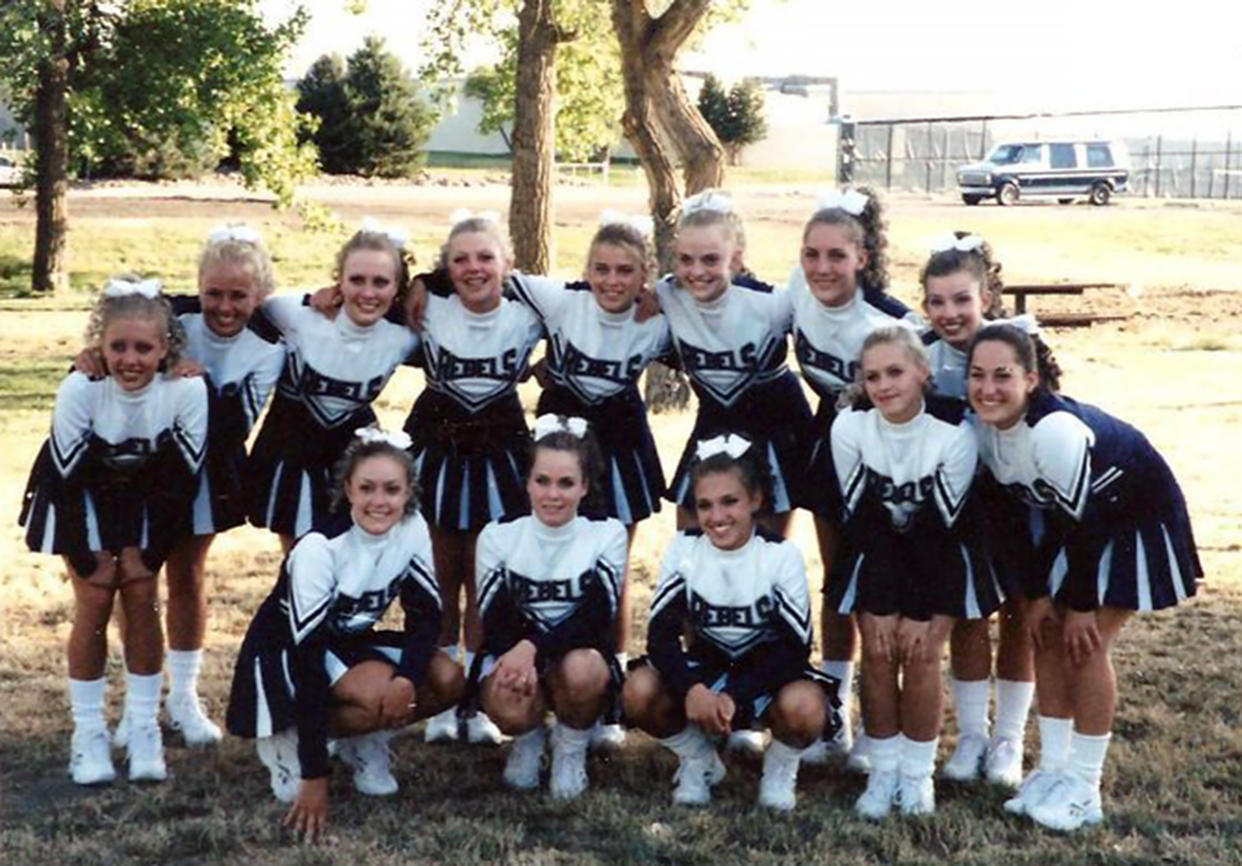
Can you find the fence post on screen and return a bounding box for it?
[1154,135,1163,197]
[1226,133,1234,200]
[885,123,895,191]
[941,124,950,190]
[1189,138,1197,198]
[979,120,988,159]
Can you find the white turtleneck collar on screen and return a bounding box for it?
[533,513,580,542]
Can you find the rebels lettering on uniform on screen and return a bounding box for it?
[511,573,581,604]
[557,340,644,384]
[331,576,402,626]
[865,468,935,506]
[689,590,773,629]
[433,346,520,381]
[298,364,385,402]
[677,338,758,372]
[795,330,857,382]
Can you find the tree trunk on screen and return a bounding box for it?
[32,13,70,294]
[509,0,561,274]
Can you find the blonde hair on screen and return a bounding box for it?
[837,325,928,410]
[85,279,185,370]
[198,234,276,300]
[334,228,413,304]
[438,217,513,272]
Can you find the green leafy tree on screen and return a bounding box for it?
[698,74,767,165]
[297,55,353,174]
[696,73,729,143]
[342,36,436,178]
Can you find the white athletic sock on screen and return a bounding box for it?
[166,649,203,702]
[820,660,855,713]
[868,734,900,773]
[951,679,991,738]
[1037,715,1074,772]
[555,722,593,751]
[994,679,1035,742]
[69,677,108,733]
[767,738,805,763]
[899,734,939,778]
[1068,730,1111,789]
[125,672,163,727]
[660,725,710,760]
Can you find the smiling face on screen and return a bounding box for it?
[527,446,588,527]
[586,241,646,314]
[339,248,399,327]
[924,269,991,349]
[199,260,260,338]
[968,339,1039,430]
[102,315,168,391]
[861,340,928,424]
[694,468,761,551]
[800,222,867,308]
[673,224,735,304]
[345,453,412,535]
[446,230,506,314]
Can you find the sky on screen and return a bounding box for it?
[263,0,1242,111]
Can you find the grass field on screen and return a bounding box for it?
[2,176,1241,865]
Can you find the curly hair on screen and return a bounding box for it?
[802,185,889,291]
[85,280,186,372]
[335,228,414,313]
[967,323,1064,393]
[330,434,420,517]
[198,232,276,301]
[919,232,1007,319]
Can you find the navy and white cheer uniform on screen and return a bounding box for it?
[976,390,1200,612]
[509,273,671,524]
[784,265,920,518]
[827,396,1005,619]
[178,313,285,534]
[20,372,208,576]
[403,271,543,531]
[644,528,840,729]
[471,514,628,709]
[247,295,419,538]
[226,513,441,779]
[655,277,812,513]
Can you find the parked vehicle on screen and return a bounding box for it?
[956,140,1129,206]
[0,153,23,187]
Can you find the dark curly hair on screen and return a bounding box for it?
[919,232,1007,319]
[967,323,1064,393]
[802,185,889,291]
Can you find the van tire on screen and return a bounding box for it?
[997,182,1019,206]
[1089,183,1111,206]
[1057,197,1075,205]
[962,194,982,205]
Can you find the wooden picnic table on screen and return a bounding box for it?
[1001,283,1130,326]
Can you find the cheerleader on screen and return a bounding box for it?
[623,435,838,811]
[226,430,464,843]
[403,214,544,745]
[20,280,208,785]
[968,323,1199,831]
[784,189,921,767]
[827,326,1002,818]
[471,415,628,798]
[248,224,419,550]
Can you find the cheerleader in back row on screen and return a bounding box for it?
[226,430,464,844]
[248,224,420,551]
[968,323,1200,831]
[21,281,208,785]
[827,326,1004,818]
[403,214,544,744]
[471,416,628,798]
[624,435,839,811]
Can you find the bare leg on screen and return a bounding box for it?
[766,680,826,748]
[815,517,857,664]
[858,615,900,739]
[117,549,163,677]
[613,524,638,655]
[1033,617,1073,719]
[950,618,992,681]
[621,666,685,739]
[899,616,952,741]
[996,597,1035,682]
[1066,607,1130,735]
[165,534,214,652]
[430,525,466,649]
[547,649,610,729]
[460,531,482,653]
[67,555,118,681]
[481,671,546,736]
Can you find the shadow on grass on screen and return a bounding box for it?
[0,253,34,298]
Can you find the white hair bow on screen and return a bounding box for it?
[533,414,588,441]
[681,190,733,217]
[207,224,262,245]
[598,209,654,237]
[360,217,409,249]
[102,277,162,299]
[999,313,1040,337]
[354,426,413,450]
[928,233,985,254]
[695,433,752,462]
[449,208,502,230]
[816,188,869,216]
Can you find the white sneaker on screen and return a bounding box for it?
[897,772,936,815]
[166,694,223,747]
[126,722,168,782]
[339,731,398,796]
[550,725,590,800]
[854,768,899,819]
[1027,772,1104,832]
[503,727,546,791]
[758,746,801,811]
[69,726,116,786]
[984,736,1025,788]
[466,711,506,745]
[589,721,626,751]
[942,732,988,781]
[423,706,460,743]
[672,746,726,807]
[256,728,301,803]
[724,728,768,757]
[845,733,872,774]
[1003,768,1061,815]
[112,712,132,749]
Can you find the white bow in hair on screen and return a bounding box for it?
[360,216,409,249]
[354,426,413,450]
[695,433,751,462]
[207,224,262,245]
[999,313,1040,337]
[928,233,985,254]
[533,414,588,441]
[102,277,162,299]
[815,188,869,216]
[681,190,733,217]
[448,208,501,229]
[598,209,654,237]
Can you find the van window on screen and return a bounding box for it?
[1019,145,1043,165]
[1049,144,1077,169]
[1086,144,1113,168]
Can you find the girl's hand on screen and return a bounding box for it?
[283,777,329,844]
[378,676,417,729]
[308,285,342,318]
[715,691,736,734]
[167,358,204,379]
[685,683,729,736]
[406,278,428,331]
[862,613,899,663]
[633,287,662,323]
[1024,596,1059,650]
[494,640,538,697]
[73,348,106,379]
[1063,609,1102,666]
[896,617,931,664]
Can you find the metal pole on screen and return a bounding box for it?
[1189,138,1197,198]
[1226,132,1234,200]
[1154,135,1163,197]
[885,124,895,191]
[926,121,934,193]
[979,119,988,159]
[941,124,950,190]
